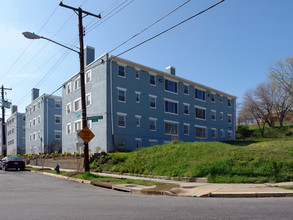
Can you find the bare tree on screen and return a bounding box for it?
[269,56,293,98]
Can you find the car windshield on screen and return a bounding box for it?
[6,157,22,161]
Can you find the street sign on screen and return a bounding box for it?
[87,115,103,122]
[78,127,95,144]
[75,111,82,119]
[1,101,11,108]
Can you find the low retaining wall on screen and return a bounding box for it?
[28,158,84,171]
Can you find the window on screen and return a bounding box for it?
[86,70,91,83]
[33,104,36,112]
[211,110,216,121]
[55,101,61,108]
[86,93,91,106]
[74,77,80,90]
[38,101,41,109]
[135,92,141,103]
[195,88,205,101]
[38,131,41,140]
[221,129,225,138]
[66,103,71,114]
[195,106,206,120]
[33,132,36,141]
[184,85,189,95]
[149,140,158,146]
[211,94,215,102]
[117,138,126,149]
[150,74,156,85]
[33,118,36,126]
[220,112,223,120]
[55,115,61,124]
[29,134,32,142]
[118,65,125,77]
[66,83,71,94]
[117,113,126,128]
[136,70,140,79]
[228,114,232,124]
[184,124,190,135]
[211,128,217,139]
[55,131,61,139]
[136,138,142,149]
[74,98,81,111]
[195,126,206,139]
[228,131,233,140]
[38,115,41,124]
[135,115,141,127]
[66,123,71,135]
[165,79,178,93]
[74,120,82,132]
[220,96,223,103]
[184,103,189,115]
[117,88,126,103]
[29,120,32,128]
[149,95,156,109]
[164,121,178,135]
[149,118,157,131]
[228,99,231,107]
[165,99,178,114]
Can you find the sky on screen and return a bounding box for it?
[1,0,293,118]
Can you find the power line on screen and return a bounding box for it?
[108,0,192,54]
[86,0,135,34]
[113,0,226,58]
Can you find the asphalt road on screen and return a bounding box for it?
[0,170,293,220]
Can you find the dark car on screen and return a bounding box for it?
[0,156,25,171]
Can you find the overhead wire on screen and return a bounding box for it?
[108,0,192,54]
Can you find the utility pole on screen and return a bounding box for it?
[59,2,101,172]
[1,85,12,157]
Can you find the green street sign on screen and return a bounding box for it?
[75,111,82,119]
[87,115,103,122]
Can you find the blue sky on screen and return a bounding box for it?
[1,0,293,117]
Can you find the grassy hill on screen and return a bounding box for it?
[90,123,293,183]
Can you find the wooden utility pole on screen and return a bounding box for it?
[1,85,12,157]
[59,2,101,172]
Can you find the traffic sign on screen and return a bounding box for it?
[87,115,103,122]
[75,111,82,119]
[78,127,95,144]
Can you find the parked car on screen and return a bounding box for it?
[0,156,25,171]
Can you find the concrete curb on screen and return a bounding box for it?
[202,192,293,198]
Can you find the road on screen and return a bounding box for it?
[0,171,293,220]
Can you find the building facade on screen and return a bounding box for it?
[62,52,236,153]
[25,89,62,154]
[6,105,26,155]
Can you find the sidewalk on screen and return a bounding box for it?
[29,165,293,198]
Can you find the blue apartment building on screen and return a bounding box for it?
[25,88,62,154]
[6,105,26,155]
[62,48,236,153]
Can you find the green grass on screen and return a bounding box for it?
[90,123,293,183]
[278,185,293,190]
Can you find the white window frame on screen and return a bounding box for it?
[164,120,179,136]
[135,69,140,79]
[149,139,158,146]
[74,98,81,112]
[117,112,127,128]
[54,130,62,140]
[86,93,91,107]
[74,120,82,133]
[164,98,178,115]
[195,87,206,102]
[66,103,71,114]
[210,93,216,103]
[33,118,36,126]
[117,87,127,103]
[55,115,61,124]
[164,78,178,94]
[228,130,233,140]
[221,129,225,138]
[38,115,41,124]
[85,70,91,84]
[195,105,206,120]
[149,95,157,109]
[183,103,190,115]
[66,82,71,95]
[74,77,80,90]
[184,123,190,135]
[149,74,156,86]
[211,109,216,121]
[135,115,141,127]
[211,128,217,139]
[195,125,207,139]
[135,91,141,103]
[220,112,224,120]
[66,123,72,135]
[135,138,142,149]
[118,65,126,78]
[149,117,157,131]
[228,114,232,124]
